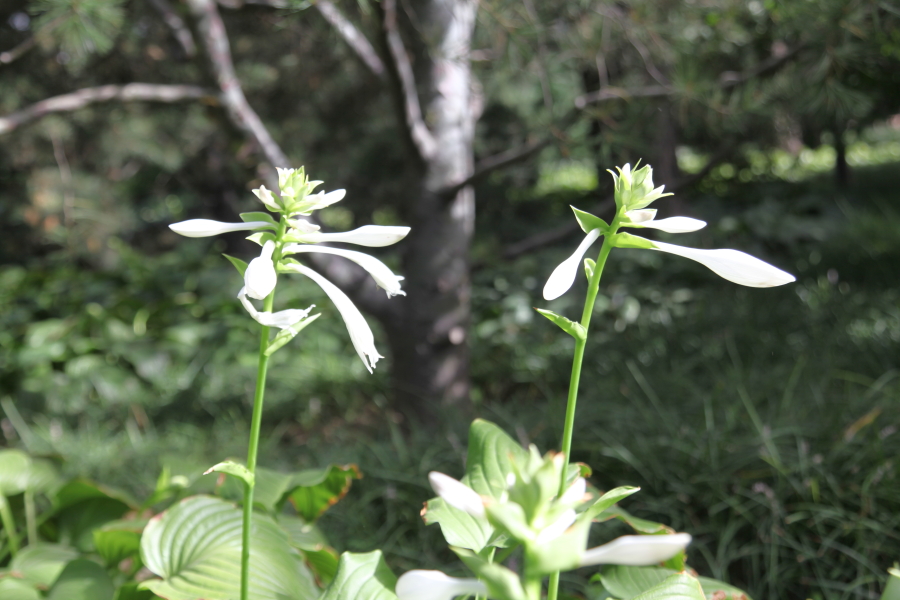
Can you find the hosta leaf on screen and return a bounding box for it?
[278,514,329,551]
[0,577,42,600]
[695,577,752,600]
[93,519,147,566]
[139,495,317,600]
[0,449,31,495]
[598,565,673,599]
[8,543,79,588]
[287,464,361,522]
[319,551,397,600]
[630,573,706,600]
[113,582,161,600]
[423,419,528,552]
[45,559,115,600]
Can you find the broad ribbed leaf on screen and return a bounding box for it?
[287,465,361,522]
[319,551,397,600]
[0,449,31,495]
[695,577,752,600]
[94,519,147,566]
[8,543,79,588]
[631,573,706,600]
[139,495,317,600]
[599,565,673,599]
[423,419,528,551]
[45,559,115,600]
[0,578,42,600]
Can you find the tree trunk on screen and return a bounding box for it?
[834,127,849,189]
[380,0,479,425]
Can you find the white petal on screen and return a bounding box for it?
[237,288,314,329]
[536,509,577,544]
[580,533,692,567]
[558,477,587,505]
[651,241,795,287]
[288,218,320,233]
[276,167,296,189]
[395,571,488,600]
[168,219,271,238]
[282,263,383,372]
[244,241,277,300]
[252,185,281,211]
[295,225,411,247]
[638,217,706,233]
[625,209,657,223]
[428,472,485,519]
[284,245,406,297]
[292,189,346,215]
[543,229,602,300]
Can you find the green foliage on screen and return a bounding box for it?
[319,551,398,600]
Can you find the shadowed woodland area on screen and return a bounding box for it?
[1,0,900,598]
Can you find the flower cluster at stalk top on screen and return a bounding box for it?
[396,449,692,600]
[542,162,795,301]
[169,167,409,372]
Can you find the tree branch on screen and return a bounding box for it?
[316,0,386,79]
[187,0,290,168]
[0,37,37,66]
[382,0,437,161]
[441,138,550,199]
[574,85,672,109]
[0,84,215,136]
[149,0,198,57]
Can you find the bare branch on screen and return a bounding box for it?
[0,36,37,66]
[149,0,198,57]
[575,85,672,109]
[719,44,803,89]
[316,0,386,79]
[0,84,215,136]
[442,138,550,199]
[187,0,290,168]
[382,0,437,161]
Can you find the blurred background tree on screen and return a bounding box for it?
[2,0,900,597]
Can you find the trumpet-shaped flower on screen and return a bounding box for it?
[237,288,314,329]
[244,241,278,300]
[395,570,488,600]
[580,533,692,567]
[428,472,485,518]
[543,229,601,300]
[650,241,795,287]
[289,225,411,247]
[290,189,346,216]
[168,219,272,238]
[252,185,282,212]
[624,209,706,233]
[281,262,383,372]
[283,245,406,297]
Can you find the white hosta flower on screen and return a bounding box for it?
[580,533,692,567]
[651,241,795,288]
[290,189,346,216]
[168,219,272,238]
[395,570,488,600]
[252,185,281,212]
[558,477,587,505]
[237,288,314,329]
[284,245,406,297]
[535,509,577,544]
[244,241,278,300]
[543,229,601,300]
[290,225,410,247]
[428,472,486,519]
[287,218,320,233]
[624,210,706,233]
[281,262,383,372]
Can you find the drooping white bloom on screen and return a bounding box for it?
[558,477,587,505]
[651,241,796,288]
[168,219,272,238]
[290,189,346,216]
[624,210,706,233]
[428,472,486,519]
[237,288,314,329]
[580,533,692,567]
[244,241,278,300]
[281,263,383,373]
[395,570,488,600]
[252,185,281,212]
[291,225,411,247]
[535,509,577,544]
[287,218,320,233]
[283,245,406,297]
[543,229,602,301]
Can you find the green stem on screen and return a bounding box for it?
[0,493,19,556]
[240,220,286,600]
[547,226,618,600]
[24,490,37,546]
